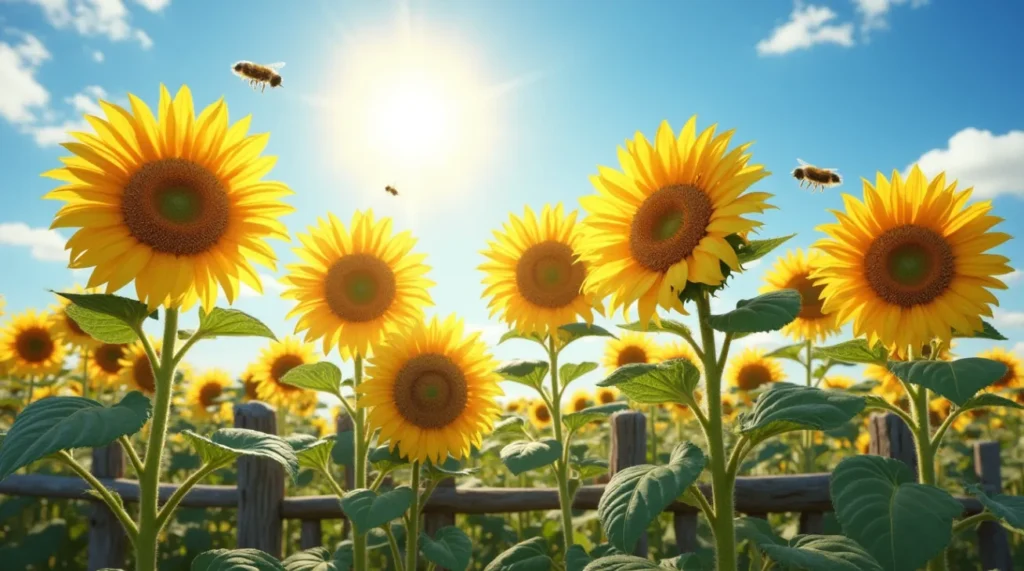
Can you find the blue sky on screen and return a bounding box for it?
[1,0,1022,406]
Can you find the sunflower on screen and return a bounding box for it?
[358,314,504,464]
[977,347,1022,391]
[566,390,592,414]
[293,390,320,417]
[31,381,83,402]
[0,310,67,377]
[595,386,619,405]
[726,348,785,392]
[603,332,662,374]
[822,376,856,390]
[670,389,703,422]
[811,166,1013,357]
[87,342,129,388]
[528,399,552,430]
[50,286,103,349]
[505,397,528,415]
[660,341,703,370]
[479,204,605,337]
[252,337,318,410]
[311,416,331,437]
[240,363,260,401]
[282,210,434,359]
[119,338,160,394]
[855,431,871,455]
[576,117,772,326]
[760,249,840,343]
[716,392,740,422]
[43,84,294,312]
[186,369,233,419]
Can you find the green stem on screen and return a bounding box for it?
[352,355,370,570]
[649,405,658,463]
[548,336,576,556]
[952,511,997,534]
[911,386,947,571]
[324,470,346,498]
[57,450,138,541]
[697,292,737,571]
[134,308,179,571]
[81,348,91,401]
[119,436,144,478]
[405,462,422,571]
[154,458,229,532]
[370,469,389,492]
[385,524,405,571]
[801,340,814,473]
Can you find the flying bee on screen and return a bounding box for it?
[384,185,398,196]
[231,61,285,93]
[792,159,841,192]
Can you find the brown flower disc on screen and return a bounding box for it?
[392,354,468,429]
[199,383,224,407]
[785,274,827,319]
[515,241,586,308]
[94,344,126,374]
[132,355,156,393]
[616,346,648,366]
[736,364,773,391]
[628,184,713,272]
[15,328,55,363]
[324,254,397,322]
[270,354,305,392]
[864,225,955,307]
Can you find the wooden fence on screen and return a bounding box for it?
[0,402,1015,570]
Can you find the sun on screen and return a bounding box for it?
[366,71,457,167]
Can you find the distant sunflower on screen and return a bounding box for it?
[822,376,856,390]
[660,341,703,370]
[670,389,702,422]
[811,166,1013,357]
[865,364,904,403]
[717,392,740,422]
[479,204,605,337]
[240,363,259,401]
[576,117,772,325]
[31,381,83,402]
[358,314,504,464]
[292,390,319,417]
[595,386,619,405]
[566,390,592,414]
[88,342,128,387]
[726,348,785,392]
[0,310,67,377]
[119,338,159,394]
[311,416,331,437]
[43,84,294,312]
[603,332,661,374]
[977,347,1022,391]
[50,287,102,349]
[186,369,232,419]
[855,431,871,455]
[252,337,317,409]
[760,249,840,343]
[505,397,528,415]
[528,399,552,430]
[282,210,434,359]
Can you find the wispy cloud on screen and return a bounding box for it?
[91,49,104,62]
[0,31,51,124]
[23,0,163,49]
[29,85,109,146]
[0,222,68,262]
[994,310,1024,328]
[853,0,930,35]
[756,4,855,56]
[908,128,1024,199]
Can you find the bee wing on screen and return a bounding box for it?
[796,158,811,167]
[264,62,286,71]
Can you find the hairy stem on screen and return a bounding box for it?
[548,336,576,556]
[57,450,138,541]
[352,355,370,570]
[405,462,422,571]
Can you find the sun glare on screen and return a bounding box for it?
[365,70,457,167]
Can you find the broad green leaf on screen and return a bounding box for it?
[191,548,286,571]
[844,380,879,393]
[761,535,883,571]
[280,362,342,395]
[959,393,1024,412]
[560,362,599,386]
[492,416,526,436]
[183,428,299,478]
[55,291,155,326]
[739,441,790,473]
[367,525,404,551]
[570,457,608,480]
[557,323,616,346]
[65,304,138,343]
[952,320,1007,341]
[0,392,152,480]
[888,358,1009,406]
[812,340,888,365]
[496,360,549,391]
[282,547,337,571]
[566,545,591,571]
[965,483,1024,533]
[425,455,477,478]
[659,554,704,570]
[333,541,353,571]
[597,359,701,405]
[420,526,473,571]
[284,434,318,449]
[0,519,67,569]
[194,307,277,341]
[500,439,562,476]
[766,343,807,363]
[582,555,661,570]
[289,437,335,472]
[734,516,786,547]
[369,445,410,472]
[177,329,195,340]
[589,544,624,559]
[618,319,693,339]
[598,443,706,553]
[498,330,545,346]
[340,487,414,532]
[707,290,801,334]
[830,455,962,571]
[483,537,553,571]
[739,384,866,444]
[736,234,796,265]
[563,403,629,433]
[332,430,354,467]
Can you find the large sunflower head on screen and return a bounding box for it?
[89,342,129,388]
[50,286,103,349]
[358,314,504,465]
[603,332,662,374]
[528,399,552,430]
[977,347,1022,392]
[576,117,772,325]
[186,369,233,419]
[119,337,160,394]
[0,310,67,377]
[595,386,619,405]
[252,336,318,410]
[660,341,703,371]
[811,166,1013,355]
[282,210,434,359]
[726,348,785,392]
[479,204,605,337]
[43,84,294,312]
[760,249,841,343]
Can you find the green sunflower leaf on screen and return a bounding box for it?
[0,519,68,570]
[560,362,599,387]
[958,393,1024,412]
[734,516,786,548]
[761,535,883,571]
[282,546,338,571]
[340,487,415,533]
[194,308,277,341]
[887,358,1009,406]
[659,554,705,570]
[419,526,473,571]
[563,403,629,433]
[286,436,335,473]
[492,416,527,436]
[0,392,152,481]
[498,330,545,346]
[483,537,553,571]
[177,329,196,340]
[582,555,661,570]
[739,383,866,445]
[765,342,807,363]
[54,291,156,326]
[844,380,879,393]
[557,323,616,347]
[565,545,591,571]
[64,304,139,344]
[965,483,1024,533]
[368,445,409,471]
[812,339,889,365]
[618,319,693,339]
[952,320,1007,341]
[183,428,298,479]
[191,549,286,571]
[500,439,562,476]
[332,541,354,571]
[830,455,962,571]
[570,457,608,480]
[597,359,701,406]
[280,362,343,396]
[708,290,801,334]
[496,360,550,391]
[736,234,796,265]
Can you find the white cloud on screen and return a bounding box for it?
[994,310,1024,328]
[92,49,103,62]
[853,0,930,34]
[908,128,1024,199]
[27,85,108,146]
[133,0,169,11]
[25,0,157,49]
[467,323,507,347]
[735,331,789,350]
[0,32,51,124]
[756,4,855,56]
[1004,270,1023,284]
[1013,342,1024,356]
[238,274,287,298]
[0,222,68,262]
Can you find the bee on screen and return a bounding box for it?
[792,159,841,192]
[384,185,398,196]
[231,61,285,93]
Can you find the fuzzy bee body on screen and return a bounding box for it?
[232,61,285,93]
[792,159,841,192]
[384,185,398,196]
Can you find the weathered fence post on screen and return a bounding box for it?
[673,510,698,554]
[610,411,648,557]
[87,445,126,571]
[335,411,354,539]
[868,412,918,476]
[235,402,284,558]
[974,441,1013,571]
[299,520,323,550]
[797,512,825,534]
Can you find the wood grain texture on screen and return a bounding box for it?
[299,519,322,550]
[610,411,648,557]
[974,441,1013,571]
[87,444,126,571]
[869,412,918,476]
[234,401,285,559]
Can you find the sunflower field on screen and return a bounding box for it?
[1,85,1024,571]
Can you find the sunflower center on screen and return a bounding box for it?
[65,312,87,336]
[993,362,1014,387]
[736,364,772,391]
[864,225,955,307]
[15,328,55,364]
[629,184,713,273]
[198,383,223,407]
[616,346,648,366]
[94,344,125,374]
[270,355,304,392]
[572,398,588,412]
[393,353,468,429]
[597,391,615,404]
[243,378,259,399]
[324,254,397,323]
[133,356,156,393]
[515,241,586,308]
[122,158,230,256]
[785,274,827,319]
[534,404,551,422]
